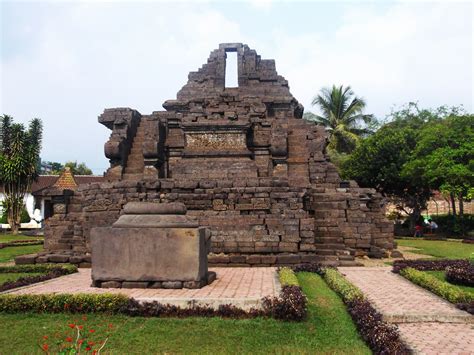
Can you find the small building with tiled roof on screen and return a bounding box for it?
[0,170,105,229]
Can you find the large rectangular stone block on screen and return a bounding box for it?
[91,227,207,282]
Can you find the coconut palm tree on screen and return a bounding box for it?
[304,85,375,154]
[0,115,42,234]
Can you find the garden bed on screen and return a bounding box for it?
[293,264,410,354]
[0,271,371,354]
[0,264,77,292]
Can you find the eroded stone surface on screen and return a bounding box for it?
[39,43,396,266]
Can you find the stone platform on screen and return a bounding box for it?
[3,268,280,311]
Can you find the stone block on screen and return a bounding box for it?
[162,281,183,289]
[121,281,149,289]
[277,254,301,264]
[14,254,37,265]
[101,281,122,288]
[91,227,208,282]
[48,254,70,263]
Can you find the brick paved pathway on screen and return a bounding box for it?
[4,267,280,310]
[339,267,474,354]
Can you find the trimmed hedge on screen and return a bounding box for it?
[399,267,473,304]
[392,259,471,273]
[0,264,78,292]
[0,264,77,274]
[262,285,307,321]
[323,268,364,302]
[0,239,44,249]
[0,293,129,313]
[446,264,474,287]
[279,267,300,287]
[297,265,410,355]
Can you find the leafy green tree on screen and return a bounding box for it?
[48,161,92,175]
[304,85,375,155]
[342,103,461,229]
[64,161,93,175]
[403,114,474,234]
[0,115,43,234]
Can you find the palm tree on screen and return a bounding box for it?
[304,85,374,154]
[0,115,43,234]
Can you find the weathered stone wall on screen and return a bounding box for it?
[36,43,395,267]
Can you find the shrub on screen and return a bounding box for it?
[0,206,31,224]
[446,264,474,287]
[399,267,473,303]
[347,299,410,354]
[124,299,264,319]
[262,285,307,321]
[456,302,474,315]
[0,293,130,314]
[0,264,77,274]
[279,267,299,287]
[322,268,364,302]
[392,259,471,273]
[292,263,325,274]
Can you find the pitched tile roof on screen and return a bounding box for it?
[53,167,77,189]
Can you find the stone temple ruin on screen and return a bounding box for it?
[30,43,395,268]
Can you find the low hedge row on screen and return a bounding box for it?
[0,268,307,321]
[279,267,300,286]
[0,264,77,274]
[446,264,474,287]
[399,267,473,304]
[295,265,410,355]
[392,259,471,273]
[0,293,130,313]
[0,239,44,249]
[323,268,364,302]
[0,264,78,292]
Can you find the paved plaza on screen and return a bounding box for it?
[339,267,474,355]
[4,267,280,310]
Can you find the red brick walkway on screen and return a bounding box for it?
[339,267,474,354]
[4,268,279,310]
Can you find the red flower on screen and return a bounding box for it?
[93,351,98,355]
[66,337,73,342]
[42,343,49,351]
[88,341,95,346]
[79,325,84,330]
[108,323,113,329]
[85,347,92,351]
[43,335,48,340]
[68,323,75,329]
[78,339,84,345]
[89,329,95,333]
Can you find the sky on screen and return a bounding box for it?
[1,0,472,175]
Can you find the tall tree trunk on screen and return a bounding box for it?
[459,194,465,236]
[450,192,457,217]
[410,204,422,231]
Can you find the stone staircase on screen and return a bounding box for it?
[123,120,145,180]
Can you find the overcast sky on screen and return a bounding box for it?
[1,0,472,174]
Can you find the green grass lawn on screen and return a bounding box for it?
[0,272,370,354]
[0,272,44,285]
[0,244,44,263]
[397,239,474,260]
[426,271,474,295]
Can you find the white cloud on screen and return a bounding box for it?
[1,1,472,174]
